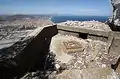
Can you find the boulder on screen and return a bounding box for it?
[108,0,120,31]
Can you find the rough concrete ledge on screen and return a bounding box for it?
[109,31,120,37]
[57,25,109,37]
[27,25,57,37]
[57,25,120,38]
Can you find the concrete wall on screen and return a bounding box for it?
[0,25,58,79]
[57,25,120,59]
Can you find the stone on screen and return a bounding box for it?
[108,0,120,31]
[55,67,119,79]
[55,64,60,70]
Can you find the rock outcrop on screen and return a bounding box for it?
[108,0,120,31]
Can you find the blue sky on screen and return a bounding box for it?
[0,0,112,16]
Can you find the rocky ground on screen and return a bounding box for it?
[0,19,120,79]
[1,0,120,78]
[21,33,120,79]
[48,34,120,79]
[22,34,120,79]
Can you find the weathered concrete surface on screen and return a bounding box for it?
[57,25,110,42]
[58,21,111,32]
[109,37,120,57]
[58,30,79,37]
[50,35,80,63]
[116,64,120,73]
[57,25,120,71]
[1,25,58,79]
[57,25,109,37]
[111,57,120,73]
[50,34,114,69]
[62,40,84,53]
[57,25,120,51]
[55,67,119,79]
[49,33,120,79]
[57,25,120,38]
[108,36,120,71]
[88,35,108,42]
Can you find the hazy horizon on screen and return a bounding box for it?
[0,0,112,16]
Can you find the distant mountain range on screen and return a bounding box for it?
[0,14,51,21]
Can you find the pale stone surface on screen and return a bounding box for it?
[58,20,111,32]
[50,34,87,63]
[55,68,119,79]
[116,64,120,73]
[50,34,117,70]
[109,37,120,61]
[49,34,120,79]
